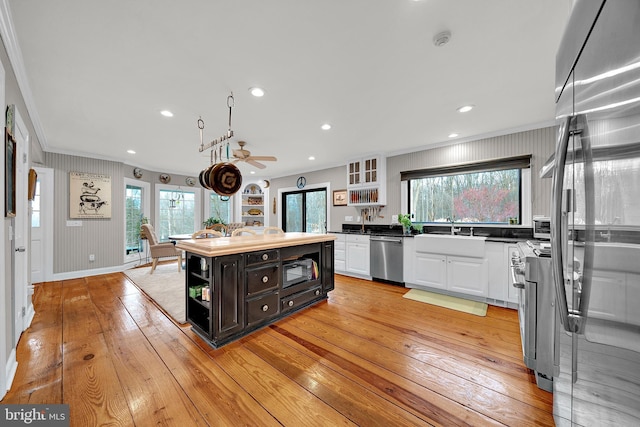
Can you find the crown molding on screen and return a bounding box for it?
[0,0,48,149]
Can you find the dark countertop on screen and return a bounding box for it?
[336,223,534,240]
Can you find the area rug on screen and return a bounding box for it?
[124,263,185,324]
[403,289,487,317]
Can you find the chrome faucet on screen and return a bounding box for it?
[447,217,461,235]
[600,216,620,242]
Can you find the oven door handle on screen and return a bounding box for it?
[510,265,525,289]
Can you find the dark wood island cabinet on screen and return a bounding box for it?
[177,233,336,348]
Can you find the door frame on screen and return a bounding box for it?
[124,177,150,266]
[277,181,331,232]
[31,167,54,283]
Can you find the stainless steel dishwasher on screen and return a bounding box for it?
[370,235,404,284]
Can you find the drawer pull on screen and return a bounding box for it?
[262,275,269,283]
[315,289,320,296]
[262,304,269,312]
[287,300,294,307]
[262,253,269,261]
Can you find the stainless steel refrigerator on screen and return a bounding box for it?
[551,0,640,425]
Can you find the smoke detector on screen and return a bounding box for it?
[433,31,451,47]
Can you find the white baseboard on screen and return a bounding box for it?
[4,348,17,394]
[52,265,127,281]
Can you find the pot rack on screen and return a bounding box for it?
[198,92,235,160]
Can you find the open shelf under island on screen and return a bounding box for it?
[176,232,336,349]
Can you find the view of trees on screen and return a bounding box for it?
[125,185,143,253]
[410,169,520,223]
[158,189,195,240]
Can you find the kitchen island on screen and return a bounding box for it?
[176,232,336,348]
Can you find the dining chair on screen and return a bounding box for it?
[207,223,228,235]
[263,226,284,234]
[226,222,244,236]
[231,228,257,237]
[140,223,182,274]
[192,229,224,239]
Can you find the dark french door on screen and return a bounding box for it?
[282,188,326,233]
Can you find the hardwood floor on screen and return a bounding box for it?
[1,272,554,426]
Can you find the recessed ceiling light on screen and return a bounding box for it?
[321,123,331,130]
[249,87,265,97]
[160,110,174,117]
[250,170,256,174]
[308,156,315,161]
[456,105,474,113]
[448,133,459,138]
[127,149,136,154]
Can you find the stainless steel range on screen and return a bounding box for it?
[510,240,557,392]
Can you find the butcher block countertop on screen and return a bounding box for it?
[176,232,337,257]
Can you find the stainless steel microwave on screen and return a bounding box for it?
[532,216,551,240]
[282,258,314,288]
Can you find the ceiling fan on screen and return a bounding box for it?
[232,141,277,169]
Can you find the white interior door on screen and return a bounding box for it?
[13,109,32,340]
[30,167,53,283]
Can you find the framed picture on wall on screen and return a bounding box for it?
[5,128,16,217]
[69,171,112,218]
[333,189,347,206]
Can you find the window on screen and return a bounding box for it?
[125,184,144,255]
[124,178,150,264]
[402,155,530,224]
[204,191,233,224]
[156,185,201,241]
[31,179,40,228]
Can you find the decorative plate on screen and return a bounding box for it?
[186,176,196,186]
[297,176,306,189]
[133,167,143,179]
[159,173,171,184]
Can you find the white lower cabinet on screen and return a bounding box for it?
[413,251,487,297]
[333,234,346,273]
[447,255,488,297]
[345,234,370,277]
[486,241,519,305]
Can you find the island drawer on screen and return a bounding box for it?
[246,264,280,296]
[281,285,322,312]
[246,249,280,266]
[246,292,280,325]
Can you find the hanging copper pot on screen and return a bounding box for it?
[209,162,242,196]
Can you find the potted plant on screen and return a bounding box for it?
[398,214,413,235]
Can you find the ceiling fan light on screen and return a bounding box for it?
[249,87,265,97]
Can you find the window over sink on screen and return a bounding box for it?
[401,155,531,225]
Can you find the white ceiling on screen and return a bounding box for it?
[7,0,572,180]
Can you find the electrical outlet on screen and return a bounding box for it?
[345,215,353,222]
[391,214,398,223]
[89,254,95,262]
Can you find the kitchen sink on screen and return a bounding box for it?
[414,234,486,258]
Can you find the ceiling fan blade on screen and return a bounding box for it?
[247,159,267,169]
[247,156,277,161]
[232,149,249,159]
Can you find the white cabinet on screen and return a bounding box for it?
[447,256,488,297]
[346,154,386,206]
[236,181,268,229]
[345,234,370,277]
[411,250,487,297]
[486,241,519,304]
[334,233,346,273]
[413,252,447,290]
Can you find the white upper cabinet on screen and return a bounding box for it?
[346,154,386,206]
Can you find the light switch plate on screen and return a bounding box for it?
[66,220,83,227]
[345,216,353,222]
[391,214,398,223]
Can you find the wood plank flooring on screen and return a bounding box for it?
[1,272,554,426]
